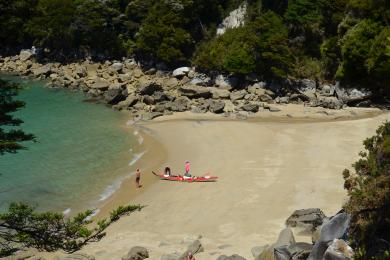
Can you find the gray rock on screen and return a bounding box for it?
[275,228,296,248]
[153,92,172,102]
[54,253,95,260]
[111,62,123,72]
[216,254,246,260]
[210,88,230,99]
[286,208,327,233]
[172,67,190,78]
[75,66,87,77]
[145,68,157,75]
[308,212,350,260]
[321,84,335,96]
[168,97,190,112]
[311,97,343,109]
[90,80,109,90]
[113,95,139,110]
[142,95,155,105]
[121,246,149,260]
[268,107,281,112]
[33,65,52,77]
[215,75,239,90]
[139,81,163,95]
[104,88,126,105]
[323,239,353,260]
[208,100,225,114]
[251,245,269,258]
[276,97,289,104]
[19,50,35,61]
[230,90,247,101]
[190,74,212,86]
[179,85,212,99]
[259,94,273,102]
[248,84,267,96]
[241,103,259,113]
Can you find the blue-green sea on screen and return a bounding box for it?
[0,75,142,214]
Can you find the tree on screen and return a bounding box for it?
[26,0,76,59]
[343,122,390,259]
[0,203,142,256]
[0,79,34,155]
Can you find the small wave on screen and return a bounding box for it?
[137,135,144,145]
[128,151,147,166]
[63,208,71,215]
[99,179,122,201]
[85,209,100,221]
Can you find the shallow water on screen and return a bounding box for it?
[0,75,140,213]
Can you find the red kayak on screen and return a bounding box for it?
[152,171,218,182]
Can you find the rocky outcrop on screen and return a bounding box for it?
[121,246,149,260]
[216,2,247,35]
[0,54,372,122]
[308,212,351,260]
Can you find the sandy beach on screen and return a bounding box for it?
[38,105,389,259]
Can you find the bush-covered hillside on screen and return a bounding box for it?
[343,122,390,259]
[0,0,389,95]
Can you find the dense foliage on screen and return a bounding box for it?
[343,122,390,259]
[0,202,142,256]
[0,79,34,155]
[0,0,389,95]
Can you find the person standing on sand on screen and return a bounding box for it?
[184,161,191,177]
[135,168,141,188]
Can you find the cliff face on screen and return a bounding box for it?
[216,2,247,35]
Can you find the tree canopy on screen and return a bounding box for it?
[0,0,389,95]
[0,79,34,155]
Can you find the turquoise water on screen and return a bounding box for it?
[0,75,140,213]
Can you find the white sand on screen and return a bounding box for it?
[38,107,390,259]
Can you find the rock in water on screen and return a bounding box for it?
[308,212,350,260]
[121,246,149,260]
[323,239,353,260]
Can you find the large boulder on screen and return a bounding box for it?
[241,103,259,113]
[167,97,190,112]
[335,85,372,105]
[19,50,35,61]
[256,228,295,260]
[274,242,313,260]
[323,239,353,260]
[90,80,110,90]
[104,88,126,105]
[248,84,267,96]
[113,95,139,110]
[286,208,327,233]
[172,67,190,78]
[33,64,52,77]
[111,62,123,72]
[139,81,163,95]
[121,246,149,260]
[179,85,212,99]
[190,74,212,86]
[217,254,246,260]
[230,90,247,101]
[308,212,350,260]
[210,87,230,99]
[208,100,225,114]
